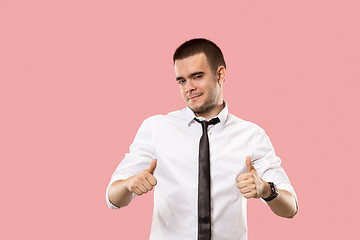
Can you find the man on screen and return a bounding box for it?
[106,38,298,240]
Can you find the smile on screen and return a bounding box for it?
[188,94,201,100]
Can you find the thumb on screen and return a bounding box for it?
[246,156,256,172]
[147,159,157,174]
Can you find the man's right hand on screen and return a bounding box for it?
[125,159,157,196]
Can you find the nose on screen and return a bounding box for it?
[185,80,196,93]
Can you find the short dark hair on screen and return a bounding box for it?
[173,38,226,73]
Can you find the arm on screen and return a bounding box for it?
[265,189,298,218]
[237,156,298,218]
[106,117,157,209]
[108,160,157,208]
[108,180,133,208]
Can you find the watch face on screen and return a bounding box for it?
[262,182,279,201]
[271,182,278,194]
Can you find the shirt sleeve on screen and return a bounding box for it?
[106,117,157,209]
[252,128,298,202]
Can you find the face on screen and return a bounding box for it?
[174,52,225,118]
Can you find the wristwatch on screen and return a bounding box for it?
[262,182,278,202]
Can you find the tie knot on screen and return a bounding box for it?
[195,117,220,128]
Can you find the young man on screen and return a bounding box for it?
[106,38,298,240]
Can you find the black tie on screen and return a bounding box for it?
[195,117,220,240]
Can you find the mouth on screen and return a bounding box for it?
[188,94,202,101]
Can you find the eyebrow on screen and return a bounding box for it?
[176,71,204,81]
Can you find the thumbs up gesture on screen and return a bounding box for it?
[236,156,271,199]
[125,159,158,196]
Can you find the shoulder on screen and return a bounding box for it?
[142,108,187,124]
[226,113,264,133]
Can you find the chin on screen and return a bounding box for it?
[187,101,199,109]
[188,104,207,114]
[187,103,199,112]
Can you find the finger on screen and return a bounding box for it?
[237,179,254,189]
[137,184,148,193]
[142,180,153,191]
[243,192,256,199]
[237,172,253,182]
[246,156,256,173]
[147,159,157,174]
[239,186,253,195]
[131,187,143,195]
[146,174,157,186]
[240,186,259,198]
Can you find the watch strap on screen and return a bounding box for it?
[262,182,278,202]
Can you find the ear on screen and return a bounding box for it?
[216,66,226,85]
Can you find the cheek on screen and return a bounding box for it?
[180,87,187,98]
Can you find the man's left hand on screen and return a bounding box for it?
[236,156,271,199]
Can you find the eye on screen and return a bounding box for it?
[194,75,202,79]
[178,79,186,84]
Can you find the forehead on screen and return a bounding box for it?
[174,52,211,77]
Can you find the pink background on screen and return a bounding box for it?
[1,0,359,239]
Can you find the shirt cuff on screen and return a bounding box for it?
[106,172,137,209]
[277,182,297,200]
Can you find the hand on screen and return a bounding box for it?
[125,159,158,196]
[236,156,271,199]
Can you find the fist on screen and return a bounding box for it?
[236,156,270,199]
[126,159,157,196]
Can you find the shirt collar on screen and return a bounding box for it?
[185,101,229,126]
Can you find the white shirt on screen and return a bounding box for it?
[106,102,297,240]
